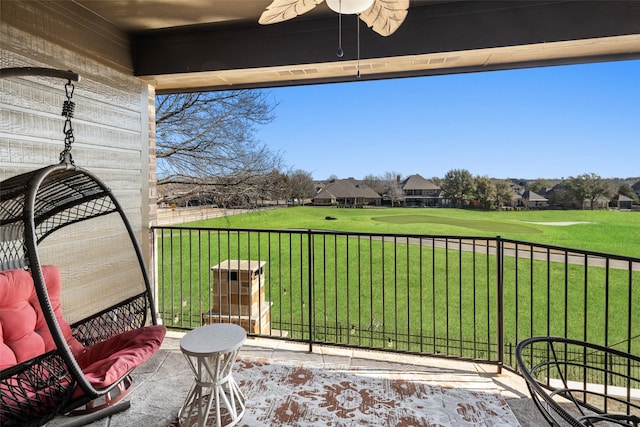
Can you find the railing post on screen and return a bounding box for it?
[149,227,159,325]
[307,229,314,352]
[496,235,504,374]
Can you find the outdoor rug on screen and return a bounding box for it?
[175,355,520,426]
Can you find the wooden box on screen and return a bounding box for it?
[206,259,271,332]
[202,304,271,335]
[210,259,267,315]
[212,285,266,316]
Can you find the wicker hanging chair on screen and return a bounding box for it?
[0,68,166,426]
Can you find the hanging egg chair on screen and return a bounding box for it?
[0,68,166,426]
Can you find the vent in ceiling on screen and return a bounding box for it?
[278,68,320,76]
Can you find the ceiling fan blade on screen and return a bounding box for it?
[259,0,325,25]
[359,0,409,36]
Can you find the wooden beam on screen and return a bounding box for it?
[133,1,640,77]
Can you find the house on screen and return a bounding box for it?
[578,195,609,210]
[545,183,573,209]
[313,179,381,207]
[609,194,634,210]
[399,174,442,207]
[521,190,549,209]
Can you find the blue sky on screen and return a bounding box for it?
[256,59,639,181]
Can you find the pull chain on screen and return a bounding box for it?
[357,13,361,79]
[336,2,344,57]
[334,0,363,78]
[60,79,75,165]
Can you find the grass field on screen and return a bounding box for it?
[157,207,639,362]
[189,207,640,258]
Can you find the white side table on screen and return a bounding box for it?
[178,324,246,427]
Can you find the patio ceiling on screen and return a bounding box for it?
[75,0,640,93]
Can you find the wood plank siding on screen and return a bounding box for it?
[1,1,156,322]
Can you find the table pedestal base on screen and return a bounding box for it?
[178,329,246,427]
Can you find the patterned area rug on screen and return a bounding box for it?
[223,356,519,426]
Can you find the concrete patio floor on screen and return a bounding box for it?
[46,331,547,426]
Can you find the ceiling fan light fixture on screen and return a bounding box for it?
[326,0,375,15]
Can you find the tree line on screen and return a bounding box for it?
[436,169,637,210]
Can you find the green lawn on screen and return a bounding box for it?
[158,207,639,362]
[189,207,640,258]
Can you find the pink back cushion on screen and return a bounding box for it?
[0,266,81,370]
[1,265,165,392]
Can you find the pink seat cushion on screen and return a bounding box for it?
[73,325,166,392]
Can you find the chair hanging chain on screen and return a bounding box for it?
[60,79,76,165]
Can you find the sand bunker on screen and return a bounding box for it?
[519,221,594,226]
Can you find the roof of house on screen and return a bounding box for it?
[632,181,640,190]
[549,182,569,192]
[400,174,440,191]
[610,194,633,202]
[522,190,548,201]
[314,178,381,200]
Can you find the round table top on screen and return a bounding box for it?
[180,324,247,357]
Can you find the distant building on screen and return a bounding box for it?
[546,183,572,209]
[313,178,381,207]
[521,190,548,209]
[609,194,634,210]
[582,196,610,210]
[399,174,442,207]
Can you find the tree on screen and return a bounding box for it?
[582,173,610,210]
[382,171,404,206]
[362,174,384,195]
[527,179,552,194]
[155,90,284,204]
[566,173,609,210]
[288,169,315,205]
[473,175,496,209]
[430,176,443,187]
[441,169,475,208]
[258,170,290,205]
[565,176,588,209]
[494,180,515,209]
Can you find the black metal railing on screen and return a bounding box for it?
[151,226,639,373]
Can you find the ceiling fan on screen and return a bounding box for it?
[259,0,410,37]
